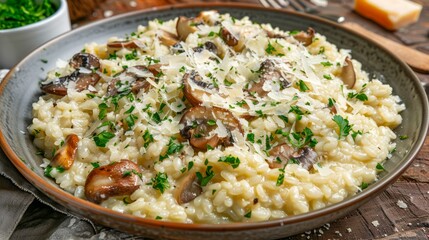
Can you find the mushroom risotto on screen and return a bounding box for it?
[29,11,405,223]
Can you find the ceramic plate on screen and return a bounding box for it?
[0,3,427,239]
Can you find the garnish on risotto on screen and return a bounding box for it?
[29,10,404,223]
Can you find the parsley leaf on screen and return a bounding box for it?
[143,129,154,148]
[196,165,215,187]
[376,163,385,171]
[159,138,184,161]
[150,172,170,193]
[246,133,255,143]
[98,103,108,120]
[218,155,240,169]
[93,131,115,147]
[276,166,286,186]
[297,80,309,92]
[360,182,368,190]
[244,211,252,218]
[265,42,276,54]
[91,162,100,168]
[332,115,352,139]
[287,127,317,148]
[320,61,333,67]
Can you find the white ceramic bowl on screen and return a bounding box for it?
[0,0,71,69]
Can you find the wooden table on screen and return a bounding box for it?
[72,1,429,239]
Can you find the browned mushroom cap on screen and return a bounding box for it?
[268,144,318,171]
[158,30,179,47]
[50,134,79,170]
[340,57,356,88]
[193,41,218,56]
[176,16,202,41]
[107,40,141,49]
[70,53,100,70]
[294,147,318,170]
[293,27,315,47]
[247,59,291,97]
[183,70,215,106]
[84,159,142,204]
[268,143,295,169]
[41,53,101,96]
[180,106,243,151]
[41,70,101,96]
[220,27,239,47]
[174,172,202,204]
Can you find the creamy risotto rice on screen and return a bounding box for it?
[28,11,404,223]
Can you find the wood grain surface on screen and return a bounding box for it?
[71,1,429,239]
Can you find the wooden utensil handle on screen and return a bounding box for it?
[342,22,429,74]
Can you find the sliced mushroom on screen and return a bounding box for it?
[107,65,155,96]
[247,59,291,97]
[70,53,100,70]
[293,27,315,47]
[340,57,356,88]
[41,70,101,96]
[174,172,202,204]
[294,147,318,170]
[158,30,179,47]
[176,16,202,41]
[50,134,79,170]
[193,41,218,56]
[180,106,243,151]
[268,143,295,169]
[84,159,142,204]
[183,70,215,106]
[107,40,140,49]
[268,144,318,171]
[220,27,239,47]
[41,53,101,96]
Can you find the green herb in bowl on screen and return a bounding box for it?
[0,0,57,30]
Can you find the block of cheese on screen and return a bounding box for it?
[354,0,422,30]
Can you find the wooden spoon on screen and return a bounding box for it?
[342,22,429,74]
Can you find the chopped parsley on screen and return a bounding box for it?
[196,165,215,187]
[332,115,352,139]
[125,113,138,128]
[287,127,317,148]
[150,172,170,193]
[265,42,276,54]
[143,129,154,148]
[108,51,117,60]
[91,162,100,168]
[328,98,336,108]
[320,61,333,67]
[98,103,108,120]
[124,105,135,114]
[297,80,309,92]
[399,135,408,140]
[278,115,289,123]
[218,155,240,169]
[188,161,194,171]
[360,182,369,190]
[93,131,115,147]
[44,165,64,178]
[125,49,138,61]
[159,138,184,161]
[323,74,332,80]
[207,119,216,126]
[276,166,286,186]
[246,133,255,143]
[244,211,252,218]
[376,163,385,171]
[351,130,363,140]
[288,158,300,165]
